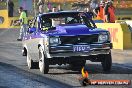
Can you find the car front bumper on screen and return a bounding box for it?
[48,43,112,57]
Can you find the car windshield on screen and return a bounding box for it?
[39,12,96,29]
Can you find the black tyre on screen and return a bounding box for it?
[101,52,112,72]
[39,46,49,74]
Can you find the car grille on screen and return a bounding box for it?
[60,34,98,45]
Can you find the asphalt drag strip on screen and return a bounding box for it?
[0,28,132,88]
[0,62,72,88]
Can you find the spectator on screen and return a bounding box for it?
[52,6,58,12]
[47,2,52,12]
[14,7,28,41]
[84,8,94,19]
[90,0,99,11]
[93,1,105,20]
[104,0,115,23]
[7,0,14,17]
[37,0,44,14]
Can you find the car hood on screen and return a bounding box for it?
[42,24,108,36]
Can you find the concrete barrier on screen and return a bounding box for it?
[0,10,33,28]
[0,10,9,28]
[96,23,132,50]
[8,17,33,28]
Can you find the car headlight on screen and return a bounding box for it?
[98,33,109,43]
[49,37,60,45]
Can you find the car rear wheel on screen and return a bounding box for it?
[101,52,112,72]
[39,46,49,74]
[27,53,33,69]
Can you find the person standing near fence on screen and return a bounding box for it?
[7,0,14,17]
[93,1,105,21]
[104,0,115,23]
[90,0,99,12]
[37,0,44,14]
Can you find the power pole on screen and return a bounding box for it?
[7,0,8,10]
[34,0,37,16]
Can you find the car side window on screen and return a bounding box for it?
[28,18,38,33]
[81,15,95,28]
[40,18,52,28]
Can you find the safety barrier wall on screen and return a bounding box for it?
[0,10,33,28]
[8,17,33,28]
[96,23,132,50]
[0,10,9,28]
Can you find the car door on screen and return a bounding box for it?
[25,17,40,61]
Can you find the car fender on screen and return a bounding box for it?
[22,44,28,52]
[38,39,44,50]
[38,37,51,58]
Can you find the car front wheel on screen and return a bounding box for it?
[39,46,49,74]
[101,52,112,72]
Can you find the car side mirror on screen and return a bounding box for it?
[28,27,36,33]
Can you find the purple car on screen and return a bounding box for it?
[22,11,112,74]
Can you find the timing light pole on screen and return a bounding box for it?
[34,0,37,17]
[7,0,8,11]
